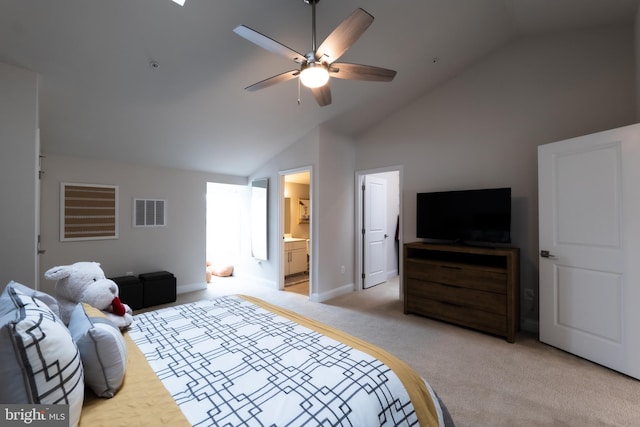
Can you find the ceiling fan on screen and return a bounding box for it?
[233,0,397,106]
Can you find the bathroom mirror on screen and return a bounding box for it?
[250,178,268,260]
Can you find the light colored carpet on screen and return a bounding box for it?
[149,276,640,427]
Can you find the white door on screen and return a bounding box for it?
[363,175,387,288]
[538,123,640,379]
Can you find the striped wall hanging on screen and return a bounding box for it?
[60,183,118,241]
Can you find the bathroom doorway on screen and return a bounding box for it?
[279,168,312,297]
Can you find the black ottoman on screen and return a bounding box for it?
[139,271,176,308]
[110,275,144,310]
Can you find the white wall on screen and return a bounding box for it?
[353,25,636,331]
[39,154,246,296]
[316,126,357,298]
[0,62,39,288]
[247,125,357,301]
[239,128,318,290]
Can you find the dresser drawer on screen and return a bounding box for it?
[406,260,506,293]
[403,243,519,342]
[406,279,506,315]
[405,297,507,337]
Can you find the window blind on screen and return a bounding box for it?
[61,183,118,241]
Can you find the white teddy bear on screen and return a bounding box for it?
[44,261,133,329]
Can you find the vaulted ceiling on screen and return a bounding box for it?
[1,0,638,176]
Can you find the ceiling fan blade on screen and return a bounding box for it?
[244,70,300,92]
[311,84,331,106]
[234,25,306,63]
[316,8,374,63]
[329,63,396,82]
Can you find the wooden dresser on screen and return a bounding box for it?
[403,242,519,342]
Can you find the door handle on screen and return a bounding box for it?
[540,250,557,259]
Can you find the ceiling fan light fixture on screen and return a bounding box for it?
[235,5,394,106]
[300,62,329,88]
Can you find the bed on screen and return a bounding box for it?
[0,282,453,426]
[83,294,454,426]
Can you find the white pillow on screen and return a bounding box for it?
[68,303,127,398]
[0,281,84,427]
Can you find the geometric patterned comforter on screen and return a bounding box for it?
[128,295,446,426]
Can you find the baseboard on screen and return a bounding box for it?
[312,283,354,303]
[233,271,278,289]
[520,317,539,334]
[177,282,207,294]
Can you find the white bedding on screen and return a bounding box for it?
[128,295,446,426]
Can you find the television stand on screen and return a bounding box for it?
[403,242,519,342]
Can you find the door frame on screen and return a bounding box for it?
[278,166,313,295]
[355,165,403,294]
[35,129,41,290]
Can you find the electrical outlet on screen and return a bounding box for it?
[126,271,134,276]
[340,265,345,274]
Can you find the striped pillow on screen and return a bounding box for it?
[0,281,84,427]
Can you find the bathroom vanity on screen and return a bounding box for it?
[284,238,307,277]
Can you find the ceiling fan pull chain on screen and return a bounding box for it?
[298,77,302,105]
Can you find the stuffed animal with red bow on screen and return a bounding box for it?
[45,261,133,329]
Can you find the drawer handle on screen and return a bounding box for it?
[440,265,461,271]
[440,300,463,308]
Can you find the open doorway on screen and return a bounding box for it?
[355,167,402,296]
[279,168,312,296]
[206,182,246,283]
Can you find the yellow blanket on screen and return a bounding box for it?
[80,332,190,427]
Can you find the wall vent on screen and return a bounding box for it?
[134,199,166,227]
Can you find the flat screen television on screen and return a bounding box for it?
[416,187,511,244]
